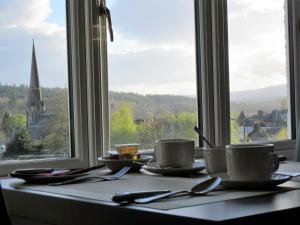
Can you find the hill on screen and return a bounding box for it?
[230,85,287,102]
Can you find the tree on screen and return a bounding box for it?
[230,112,241,144]
[42,89,70,152]
[277,127,288,140]
[4,127,32,157]
[281,97,288,111]
[110,103,137,146]
[230,119,240,144]
[0,130,6,143]
[137,116,168,148]
[2,111,26,139]
[137,112,198,148]
[173,112,198,141]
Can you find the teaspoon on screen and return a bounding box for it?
[134,177,222,204]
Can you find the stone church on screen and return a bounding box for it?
[27,42,55,140]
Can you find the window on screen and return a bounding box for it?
[195,0,298,150]
[107,0,199,150]
[227,0,290,144]
[1,0,299,175]
[0,0,93,175]
[0,0,71,161]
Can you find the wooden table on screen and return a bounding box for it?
[2,161,300,225]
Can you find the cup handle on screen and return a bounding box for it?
[272,153,279,172]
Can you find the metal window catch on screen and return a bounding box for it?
[99,3,114,42]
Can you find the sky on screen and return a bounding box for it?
[0,0,288,95]
[0,0,68,88]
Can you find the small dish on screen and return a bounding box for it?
[220,174,292,189]
[142,160,205,176]
[98,155,153,172]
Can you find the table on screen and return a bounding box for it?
[2,161,300,225]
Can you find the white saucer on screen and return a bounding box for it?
[142,160,205,176]
[219,174,292,189]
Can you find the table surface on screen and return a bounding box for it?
[2,161,300,225]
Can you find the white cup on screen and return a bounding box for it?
[154,139,195,168]
[226,144,279,181]
[203,146,227,174]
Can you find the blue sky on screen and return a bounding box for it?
[47,0,66,26]
[0,0,288,94]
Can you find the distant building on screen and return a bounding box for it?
[27,41,55,139]
[237,109,288,142]
[27,41,45,126]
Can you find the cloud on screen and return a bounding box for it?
[110,0,195,44]
[0,0,289,96]
[0,0,68,87]
[108,0,197,95]
[228,0,288,92]
[108,0,288,95]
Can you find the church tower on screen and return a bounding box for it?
[27,41,45,126]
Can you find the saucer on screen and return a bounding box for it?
[98,155,153,172]
[142,160,205,176]
[220,174,292,189]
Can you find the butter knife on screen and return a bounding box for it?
[112,190,171,203]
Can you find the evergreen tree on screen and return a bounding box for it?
[4,127,32,157]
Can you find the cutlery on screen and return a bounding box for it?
[12,164,106,176]
[112,190,171,203]
[275,172,300,177]
[134,177,222,204]
[194,126,214,148]
[13,168,54,174]
[49,167,130,186]
[64,164,106,175]
[132,158,153,166]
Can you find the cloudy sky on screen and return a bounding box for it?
[0,0,288,95]
[0,0,68,88]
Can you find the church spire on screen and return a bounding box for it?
[30,40,41,89]
[27,40,45,125]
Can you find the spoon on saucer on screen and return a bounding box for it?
[194,126,214,148]
[134,177,222,204]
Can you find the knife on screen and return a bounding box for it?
[112,190,171,203]
[13,168,54,174]
[64,164,106,175]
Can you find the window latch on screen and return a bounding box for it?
[99,3,114,42]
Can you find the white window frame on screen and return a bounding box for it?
[0,0,105,175]
[195,0,300,155]
[2,0,299,176]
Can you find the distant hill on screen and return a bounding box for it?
[109,92,197,119]
[0,83,288,118]
[230,85,287,103]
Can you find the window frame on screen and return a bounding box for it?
[0,0,102,175]
[1,0,298,176]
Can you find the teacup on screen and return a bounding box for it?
[203,146,227,174]
[154,139,195,168]
[226,144,279,181]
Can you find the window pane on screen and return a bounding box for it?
[0,0,71,160]
[227,0,289,143]
[107,0,198,150]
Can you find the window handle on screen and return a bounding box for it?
[99,4,114,42]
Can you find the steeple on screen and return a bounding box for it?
[27,41,45,125]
